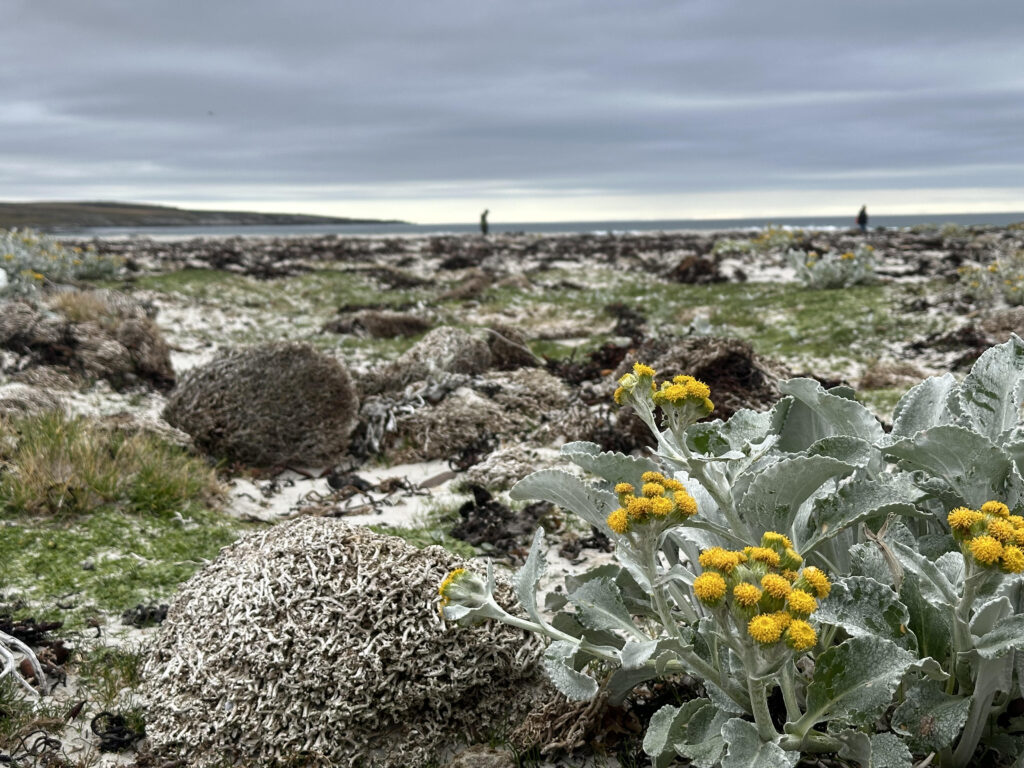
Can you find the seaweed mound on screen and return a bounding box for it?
[359,326,492,396]
[141,518,543,767]
[0,290,174,391]
[163,342,357,466]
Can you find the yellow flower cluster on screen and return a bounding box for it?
[605,470,698,534]
[613,363,714,424]
[947,501,1024,573]
[694,531,828,652]
[438,568,467,607]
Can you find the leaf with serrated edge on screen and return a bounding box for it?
[736,454,855,545]
[778,377,884,451]
[510,469,617,532]
[890,373,957,439]
[803,471,921,553]
[814,576,913,647]
[953,334,1024,443]
[560,440,660,484]
[643,701,700,768]
[836,731,913,768]
[721,718,798,768]
[801,636,916,728]
[620,639,660,670]
[884,425,1013,508]
[568,578,642,639]
[543,640,598,701]
[514,527,546,624]
[676,702,731,768]
[975,614,1024,659]
[890,541,957,607]
[892,679,971,753]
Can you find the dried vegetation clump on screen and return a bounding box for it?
[0,289,174,391]
[359,325,492,396]
[141,518,545,767]
[163,342,358,467]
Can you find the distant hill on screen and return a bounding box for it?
[0,201,405,230]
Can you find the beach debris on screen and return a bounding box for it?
[665,253,727,284]
[358,326,492,396]
[163,342,358,467]
[448,485,555,561]
[485,323,540,370]
[357,368,571,464]
[457,445,560,492]
[322,308,432,338]
[0,289,175,391]
[141,518,545,768]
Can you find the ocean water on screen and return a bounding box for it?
[64,211,1024,239]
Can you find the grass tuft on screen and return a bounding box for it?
[0,411,221,519]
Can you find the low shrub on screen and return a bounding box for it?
[958,250,1024,306]
[0,229,119,295]
[0,410,220,518]
[785,243,877,288]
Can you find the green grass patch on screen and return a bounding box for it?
[0,505,243,623]
[0,411,246,622]
[0,411,221,519]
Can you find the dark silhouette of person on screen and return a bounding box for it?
[857,205,868,233]
[480,209,489,236]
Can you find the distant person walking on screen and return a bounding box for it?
[857,205,868,233]
[480,209,489,236]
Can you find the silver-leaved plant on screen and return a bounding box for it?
[440,335,1024,768]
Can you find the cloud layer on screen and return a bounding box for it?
[3,0,1023,221]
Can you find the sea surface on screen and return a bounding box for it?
[62,211,1024,239]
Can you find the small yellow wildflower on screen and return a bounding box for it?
[800,567,831,599]
[650,497,674,516]
[1007,515,1024,530]
[607,508,629,534]
[614,482,635,496]
[661,477,685,492]
[699,547,745,574]
[761,531,793,550]
[693,572,727,604]
[770,611,793,630]
[613,387,626,404]
[438,568,467,605]
[969,535,1004,566]
[748,614,784,645]
[785,620,817,651]
[633,362,656,378]
[745,546,781,568]
[1002,545,1024,574]
[761,573,792,599]
[673,490,698,517]
[781,569,799,583]
[987,517,1016,543]
[640,471,664,484]
[642,482,666,498]
[626,497,653,519]
[781,548,803,569]
[733,583,762,607]
[787,589,818,616]
[981,501,1011,518]
[840,251,855,260]
[948,507,983,533]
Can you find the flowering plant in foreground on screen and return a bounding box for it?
[785,243,877,289]
[442,338,1024,767]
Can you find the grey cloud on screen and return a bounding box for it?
[2,0,1023,209]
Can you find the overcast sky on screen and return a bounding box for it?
[3,0,1023,222]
